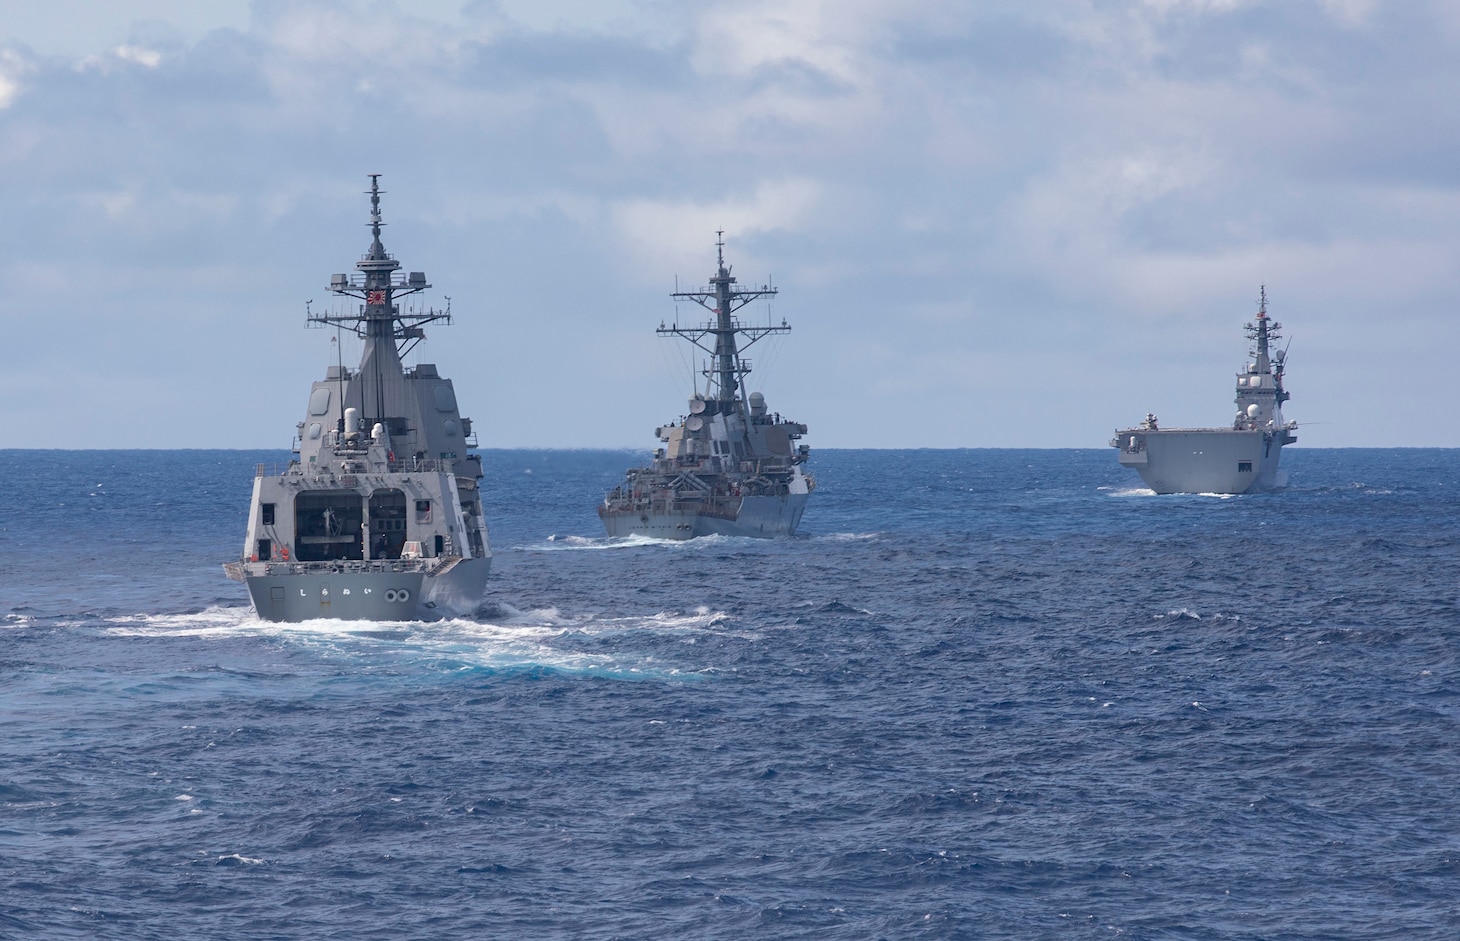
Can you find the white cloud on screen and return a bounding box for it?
[692,0,866,82]
[612,179,824,280]
[1316,0,1380,27]
[0,49,31,108]
[114,45,162,68]
[0,0,1458,447]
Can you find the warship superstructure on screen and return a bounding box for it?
[600,234,813,539]
[225,176,491,620]
[1112,287,1298,494]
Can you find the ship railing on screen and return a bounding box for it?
[281,457,455,477]
[602,477,793,512]
[255,462,298,477]
[1118,426,1266,434]
[225,556,465,580]
[739,459,796,474]
[602,491,762,519]
[386,458,450,474]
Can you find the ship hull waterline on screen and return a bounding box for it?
[1116,429,1290,495]
[244,557,491,622]
[600,493,809,540]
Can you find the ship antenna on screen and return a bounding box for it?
[367,173,386,259]
[363,174,389,425]
[1257,284,1268,319]
[716,229,725,271]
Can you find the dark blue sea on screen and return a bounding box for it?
[2,448,1459,939]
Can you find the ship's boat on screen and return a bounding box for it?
[1112,287,1298,495]
[224,176,491,620]
[599,234,813,539]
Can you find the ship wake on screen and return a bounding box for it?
[100,604,731,680]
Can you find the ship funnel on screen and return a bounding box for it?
[344,407,359,434]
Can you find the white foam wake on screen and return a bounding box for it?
[100,603,735,679]
[528,533,674,551]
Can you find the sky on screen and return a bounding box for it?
[1,0,1456,449]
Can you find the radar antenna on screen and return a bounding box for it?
[661,232,788,410]
[1245,284,1282,363]
[306,175,454,434]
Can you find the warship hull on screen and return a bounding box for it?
[241,557,491,622]
[1115,429,1290,494]
[227,177,493,625]
[600,493,809,540]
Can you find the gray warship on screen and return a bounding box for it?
[599,234,813,539]
[1112,287,1298,494]
[224,176,491,621]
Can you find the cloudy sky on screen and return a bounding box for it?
[1,0,1456,449]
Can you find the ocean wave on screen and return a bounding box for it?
[102,605,260,636]
[98,604,721,680]
[816,532,882,542]
[527,533,673,551]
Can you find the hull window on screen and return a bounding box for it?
[295,491,364,562]
[1238,461,1253,473]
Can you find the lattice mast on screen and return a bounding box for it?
[661,232,789,410]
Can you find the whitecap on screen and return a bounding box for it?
[104,606,259,637]
[103,601,725,681]
[526,533,672,551]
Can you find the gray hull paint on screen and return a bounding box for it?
[230,179,494,625]
[1117,430,1288,494]
[600,493,809,540]
[245,557,491,622]
[1112,290,1297,496]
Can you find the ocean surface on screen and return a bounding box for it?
[2,447,1458,939]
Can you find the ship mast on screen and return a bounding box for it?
[661,232,788,412]
[1245,284,1289,407]
[308,175,451,430]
